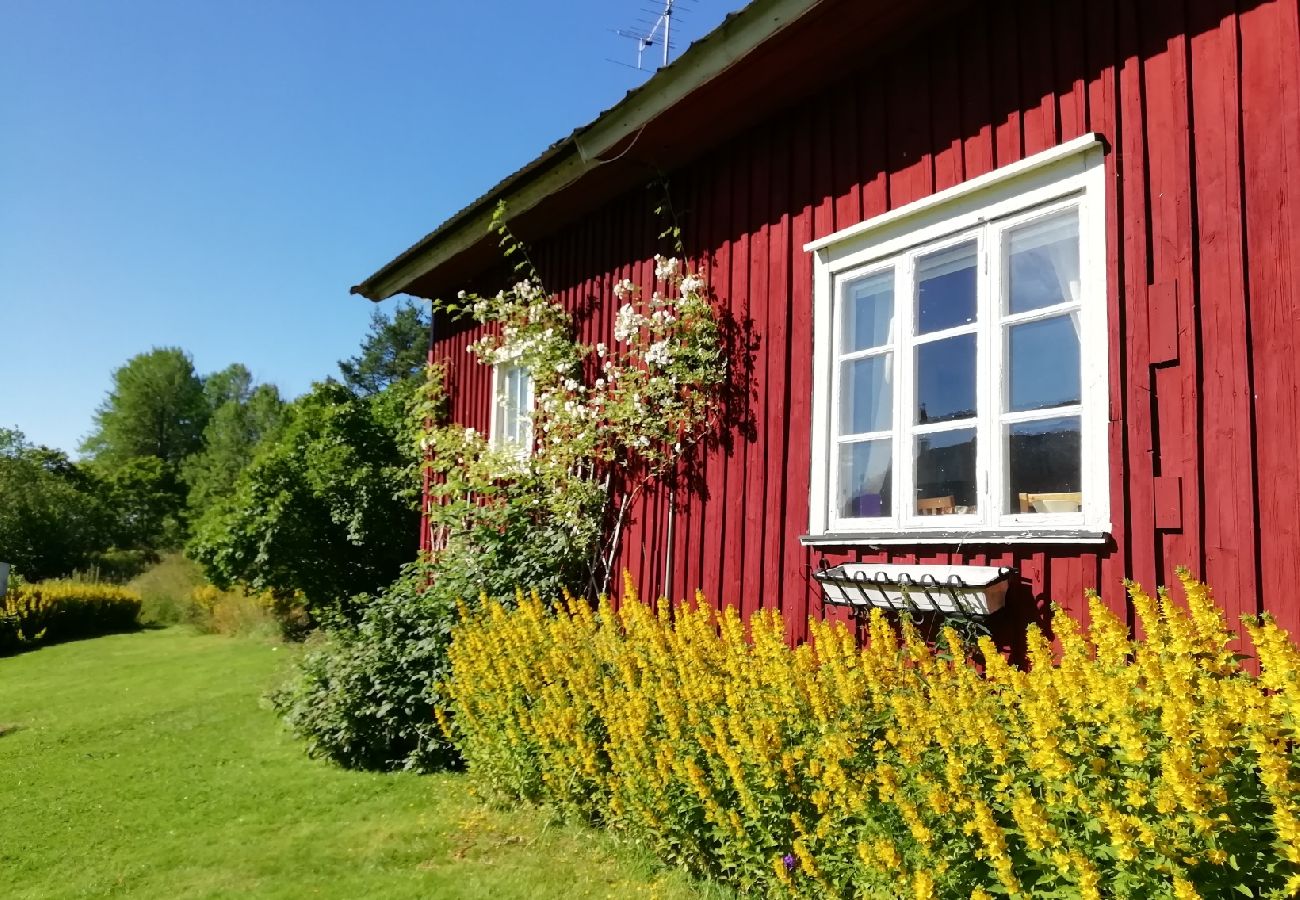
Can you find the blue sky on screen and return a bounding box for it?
[0,0,741,454]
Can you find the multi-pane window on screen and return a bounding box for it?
[491,362,533,452]
[807,136,1108,541]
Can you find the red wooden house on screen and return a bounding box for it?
[354,0,1300,642]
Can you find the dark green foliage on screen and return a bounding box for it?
[269,562,459,772]
[85,548,160,583]
[96,455,186,551]
[183,381,284,517]
[0,428,111,580]
[80,348,210,472]
[338,301,431,396]
[188,381,417,628]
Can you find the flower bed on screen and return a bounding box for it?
[442,572,1300,899]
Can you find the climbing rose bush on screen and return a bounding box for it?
[429,248,726,598]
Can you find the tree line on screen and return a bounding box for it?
[0,302,431,623]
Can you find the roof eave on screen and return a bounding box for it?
[350,0,823,302]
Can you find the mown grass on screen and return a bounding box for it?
[0,628,725,899]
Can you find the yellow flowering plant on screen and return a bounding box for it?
[1,580,141,653]
[442,569,1300,899]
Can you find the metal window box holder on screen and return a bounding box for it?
[810,562,1014,642]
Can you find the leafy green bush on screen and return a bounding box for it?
[269,563,459,772]
[189,381,418,631]
[0,581,142,653]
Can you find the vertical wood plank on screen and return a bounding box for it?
[1143,0,1202,591]
[723,141,752,612]
[930,27,965,192]
[744,131,773,614]
[1240,0,1300,630]
[960,2,996,180]
[1188,1,1257,634]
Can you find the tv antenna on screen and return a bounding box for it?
[613,0,693,71]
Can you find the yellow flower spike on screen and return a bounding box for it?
[1127,578,1166,653]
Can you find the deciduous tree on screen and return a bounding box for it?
[80,347,209,473]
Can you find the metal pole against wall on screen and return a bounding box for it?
[662,488,675,602]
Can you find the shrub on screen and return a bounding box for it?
[0,580,141,653]
[126,552,207,625]
[443,571,1300,899]
[189,584,277,637]
[269,563,459,772]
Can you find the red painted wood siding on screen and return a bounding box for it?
[429,0,1300,643]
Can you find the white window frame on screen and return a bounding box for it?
[489,360,534,454]
[804,134,1110,546]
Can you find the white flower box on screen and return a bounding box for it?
[812,563,1013,616]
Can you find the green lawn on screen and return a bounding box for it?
[0,629,720,899]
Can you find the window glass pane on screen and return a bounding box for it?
[915,428,978,515]
[838,440,892,518]
[1008,314,1081,412]
[840,355,892,435]
[842,270,894,353]
[916,333,976,424]
[1008,209,1080,313]
[917,240,977,334]
[496,396,508,444]
[497,365,532,448]
[1007,416,1082,513]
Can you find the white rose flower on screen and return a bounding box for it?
[612,278,637,301]
[644,340,672,367]
[654,255,680,281]
[613,303,645,342]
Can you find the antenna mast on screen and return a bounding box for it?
[614,0,686,71]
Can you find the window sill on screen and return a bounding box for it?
[800,529,1112,548]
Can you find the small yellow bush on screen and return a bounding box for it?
[189,584,276,637]
[1,581,141,652]
[443,570,1300,899]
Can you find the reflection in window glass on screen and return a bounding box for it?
[1009,210,1080,313]
[1008,314,1081,412]
[841,355,892,435]
[838,439,892,518]
[916,428,977,514]
[916,333,976,424]
[842,270,894,352]
[1007,416,1082,513]
[917,240,977,334]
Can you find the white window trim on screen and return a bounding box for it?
[804,134,1110,546]
[489,360,534,454]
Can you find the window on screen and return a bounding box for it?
[490,362,533,452]
[805,135,1109,543]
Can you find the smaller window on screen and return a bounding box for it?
[491,362,534,452]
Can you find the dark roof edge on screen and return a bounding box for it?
[351,0,822,302]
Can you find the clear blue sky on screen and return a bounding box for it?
[0,0,742,455]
